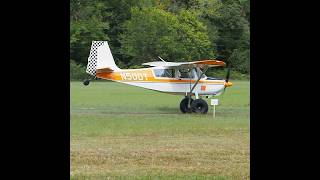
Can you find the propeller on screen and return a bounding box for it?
[226,68,231,83]
[222,67,231,94]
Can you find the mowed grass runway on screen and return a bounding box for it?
[70,81,250,179]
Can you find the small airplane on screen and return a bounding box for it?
[84,41,232,114]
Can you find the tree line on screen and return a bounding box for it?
[70,0,250,79]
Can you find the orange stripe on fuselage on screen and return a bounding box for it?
[96,68,224,84]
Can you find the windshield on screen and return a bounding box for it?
[195,68,207,79]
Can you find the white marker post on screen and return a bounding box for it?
[211,99,219,118]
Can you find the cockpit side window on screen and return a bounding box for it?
[177,69,194,79]
[153,69,174,78]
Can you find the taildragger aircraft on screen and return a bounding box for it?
[84,41,233,114]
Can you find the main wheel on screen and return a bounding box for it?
[180,97,193,113]
[191,99,208,114]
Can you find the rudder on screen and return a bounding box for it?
[86,41,120,76]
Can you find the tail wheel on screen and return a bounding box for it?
[180,97,193,113]
[191,99,208,114]
[83,79,90,86]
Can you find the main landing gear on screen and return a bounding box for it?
[180,97,208,114]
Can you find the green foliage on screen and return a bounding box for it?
[70,0,250,77]
[228,48,250,74]
[70,0,110,65]
[210,0,250,66]
[120,7,214,65]
[206,68,250,80]
[70,60,87,80]
[128,64,144,69]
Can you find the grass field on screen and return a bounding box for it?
[70,80,250,179]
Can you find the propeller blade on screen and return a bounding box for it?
[221,67,231,95]
[226,68,231,82]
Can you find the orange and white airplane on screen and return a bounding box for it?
[84,41,232,114]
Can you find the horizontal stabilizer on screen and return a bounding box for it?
[96,67,114,73]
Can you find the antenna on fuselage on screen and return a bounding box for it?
[158,56,166,62]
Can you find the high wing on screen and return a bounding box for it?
[142,60,225,69]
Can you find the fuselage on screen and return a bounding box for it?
[96,67,229,96]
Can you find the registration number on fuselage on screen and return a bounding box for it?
[120,72,148,81]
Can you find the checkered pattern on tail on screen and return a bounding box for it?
[86,41,105,76]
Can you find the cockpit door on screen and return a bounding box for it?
[175,68,197,80]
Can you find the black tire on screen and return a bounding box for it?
[191,99,208,114]
[180,97,193,113]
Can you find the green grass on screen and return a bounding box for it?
[70,81,250,179]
